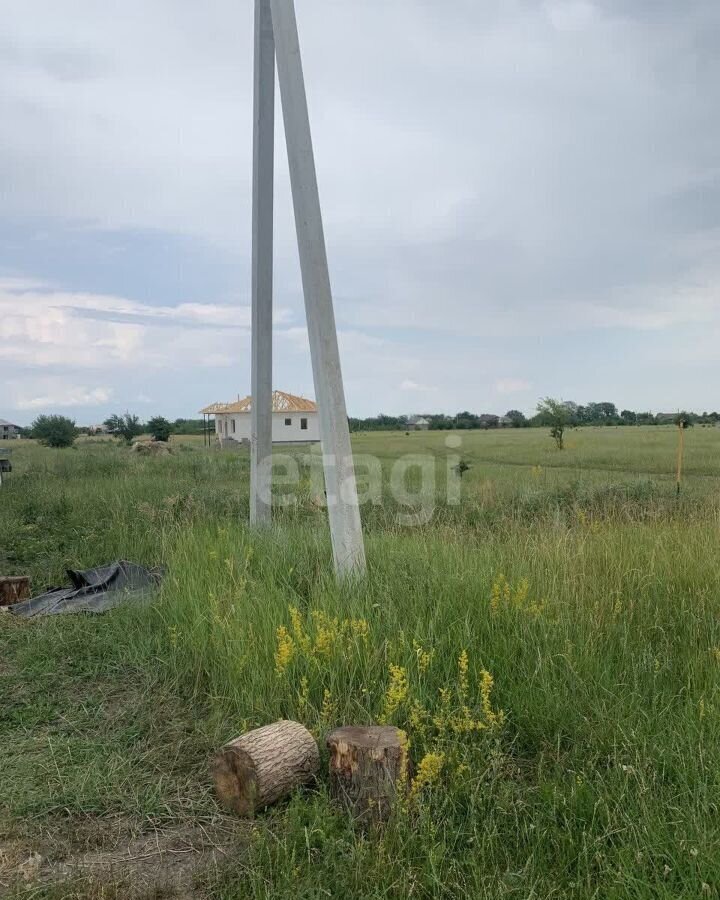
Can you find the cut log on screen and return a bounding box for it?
[212,720,319,816]
[326,725,409,822]
[0,576,31,607]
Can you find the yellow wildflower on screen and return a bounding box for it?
[381,664,408,724]
[513,578,530,609]
[408,699,429,737]
[490,574,507,614]
[289,606,311,654]
[298,676,310,713]
[480,669,505,728]
[410,751,445,798]
[413,640,434,673]
[491,573,542,616]
[311,610,339,659]
[274,625,294,676]
[313,625,334,658]
[432,687,452,734]
[350,618,370,640]
[397,728,410,788]
[458,650,469,700]
[320,688,337,725]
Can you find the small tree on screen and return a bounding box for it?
[104,413,142,444]
[536,397,573,450]
[147,416,172,443]
[31,415,77,448]
[505,409,527,428]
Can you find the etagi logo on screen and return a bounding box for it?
[255,435,466,525]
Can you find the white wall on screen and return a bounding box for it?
[216,412,320,443]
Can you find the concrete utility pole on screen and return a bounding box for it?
[250,0,275,526]
[249,0,366,576]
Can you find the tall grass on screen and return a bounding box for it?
[3,430,720,897]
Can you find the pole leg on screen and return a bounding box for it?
[250,0,276,526]
[269,0,366,576]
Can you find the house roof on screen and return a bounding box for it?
[407,415,430,425]
[0,419,18,427]
[200,390,317,415]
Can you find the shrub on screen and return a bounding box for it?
[104,413,142,444]
[30,415,77,448]
[147,416,172,443]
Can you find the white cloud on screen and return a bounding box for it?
[0,278,266,370]
[495,378,532,395]
[14,385,112,410]
[400,379,437,392]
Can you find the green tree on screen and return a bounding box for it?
[586,402,618,424]
[104,413,142,444]
[147,416,172,442]
[30,415,77,448]
[536,397,573,450]
[636,411,656,425]
[505,410,527,428]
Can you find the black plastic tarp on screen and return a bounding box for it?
[8,561,164,618]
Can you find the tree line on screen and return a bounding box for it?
[22,414,206,448]
[350,403,720,432]
[20,401,720,449]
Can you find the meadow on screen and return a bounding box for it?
[2,425,720,898]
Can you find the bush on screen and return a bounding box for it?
[104,413,142,444]
[147,416,172,443]
[30,415,77,448]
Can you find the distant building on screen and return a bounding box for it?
[478,414,500,429]
[406,415,430,431]
[0,419,20,440]
[89,424,109,435]
[498,415,513,427]
[200,390,320,443]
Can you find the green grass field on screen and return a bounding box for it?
[2,426,720,898]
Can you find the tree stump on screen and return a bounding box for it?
[212,720,319,817]
[0,576,30,607]
[326,725,408,822]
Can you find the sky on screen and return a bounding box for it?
[1,0,718,425]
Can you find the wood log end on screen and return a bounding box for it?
[0,576,31,606]
[326,725,409,822]
[213,720,319,817]
[212,744,258,817]
[327,725,404,752]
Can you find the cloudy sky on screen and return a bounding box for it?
[1,0,718,424]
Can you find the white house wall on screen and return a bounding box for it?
[216,412,320,443]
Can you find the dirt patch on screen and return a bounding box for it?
[1,821,244,898]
